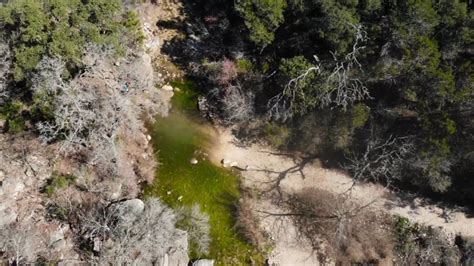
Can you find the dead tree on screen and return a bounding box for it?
[219,83,255,123]
[268,24,371,120]
[0,219,47,264]
[95,198,187,265]
[344,133,414,186]
[33,45,156,176]
[0,40,11,100]
[259,188,388,261]
[177,204,211,255]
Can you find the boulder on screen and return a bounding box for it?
[0,205,17,228]
[221,159,231,167]
[109,199,145,226]
[161,85,174,91]
[193,259,215,266]
[190,158,198,165]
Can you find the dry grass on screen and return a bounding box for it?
[236,189,270,251]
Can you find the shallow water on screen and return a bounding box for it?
[144,80,263,265]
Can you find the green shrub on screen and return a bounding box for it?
[351,103,370,129]
[43,172,76,197]
[265,122,290,148]
[236,58,253,73]
[0,0,143,82]
[0,100,27,133]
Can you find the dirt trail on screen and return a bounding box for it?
[210,128,474,265]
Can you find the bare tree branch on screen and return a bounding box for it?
[268,24,371,120]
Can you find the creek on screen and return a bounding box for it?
[144,80,263,265]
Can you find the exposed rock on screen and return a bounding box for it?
[198,96,209,112]
[109,199,145,226]
[107,182,123,201]
[221,159,239,168]
[0,177,25,198]
[0,205,17,227]
[167,229,189,266]
[221,158,231,167]
[161,84,174,91]
[190,158,198,165]
[192,259,215,266]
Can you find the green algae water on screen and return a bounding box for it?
[144,81,263,265]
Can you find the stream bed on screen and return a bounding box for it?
[144,81,263,265]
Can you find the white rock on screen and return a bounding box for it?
[109,199,145,226]
[0,205,17,228]
[190,158,198,165]
[161,85,174,91]
[193,259,215,266]
[221,159,231,167]
[146,135,152,141]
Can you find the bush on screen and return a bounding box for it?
[43,172,76,197]
[0,100,27,133]
[264,122,290,148]
[393,216,461,264]
[177,204,211,256]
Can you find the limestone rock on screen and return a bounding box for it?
[193,259,215,266]
[109,199,145,226]
[161,85,174,91]
[168,229,190,266]
[0,204,17,227]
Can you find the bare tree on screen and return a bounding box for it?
[177,204,211,255]
[344,133,414,186]
[217,83,255,123]
[0,219,47,264]
[95,198,188,265]
[0,40,11,100]
[33,45,157,176]
[260,188,393,262]
[268,24,371,120]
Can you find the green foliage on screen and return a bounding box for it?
[236,58,253,73]
[351,103,370,129]
[264,122,290,148]
[43,172,76,197]
[0,100,26,133]
[394,216,419,255]
[393,215,460,264]
[278,56,318,115]
[0,0,143,81]
[235,0,287,46]
[31,89,56,121]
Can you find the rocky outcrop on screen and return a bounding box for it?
[109,199,145,226]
